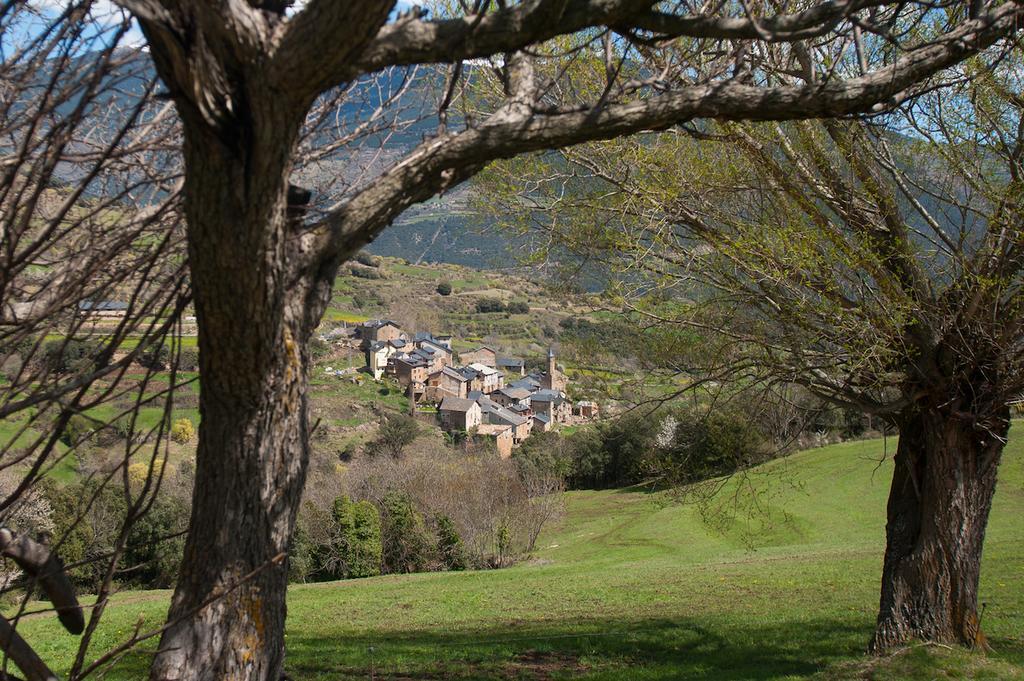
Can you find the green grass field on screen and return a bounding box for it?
[15,432,1024,679]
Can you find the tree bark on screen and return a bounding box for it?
[148,98,337,680]
[871,405,1007,652]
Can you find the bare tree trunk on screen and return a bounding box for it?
[149,107,336,680]
[871,405,1007,652]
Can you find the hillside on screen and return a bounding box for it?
[18,432,1024,679]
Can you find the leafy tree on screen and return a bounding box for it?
[138,343,172,371]
[369,414,420,458]
[332,496,382,579]
[434,514,468,571]
[379,491,434,574]
[506,301,530,314]
[475,298,506,314]
[661,410,769,484]
[480,47,1024,650]
[41,482,95,588]
[436,281,452,296]
[124,495,189,589]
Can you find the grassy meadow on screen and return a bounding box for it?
[14,432,1024,679]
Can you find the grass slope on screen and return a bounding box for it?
[17,432,1024,679]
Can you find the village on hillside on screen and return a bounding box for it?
[343,318,599,457]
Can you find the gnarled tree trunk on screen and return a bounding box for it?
[148,98,338,679]
[871,405,1007,652]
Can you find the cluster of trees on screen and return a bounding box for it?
[516,406,771,490]
[292,438,562,582]
[475,299,530,314]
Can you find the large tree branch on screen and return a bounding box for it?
[344,0,959,80]
[310,1,1024,264]
[271,0,396,98]
[623,0,891,42]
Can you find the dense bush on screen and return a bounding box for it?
[331,496,382,578]
[530,408,771,490]
[379,491,434,574]
[568,413,659,488]
[178,348,200,371]
[351,290,386,309]
[124,493,190,588]
[170,418,195,444]
[435,514,467,570]
[367,414,419,458]
[354,251,383,268]
[436,281,452,296]
[43,465,194,591]
[349,264,385,280]
[474,298,506,314]
[657,410,769,484]
[60,413,102,448]
[41,338,109,374]
[506,301,530,314]
[138,343,171,370]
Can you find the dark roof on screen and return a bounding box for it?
[420,339,452,355]
[498,387,531,400]
[497,357,525,368]
[533,413,550,424]
[477,397,528,426]
[531,389,566,405]
[79,300,128,311]
[439,396,478,412]
[439,366,469,381]
[510,403,531,413]
[364,318,401,329]
[509,377,541,391]
[467,390,484,401]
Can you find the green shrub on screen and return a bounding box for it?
[61,414,100,447]
[41,481,95,587]
[349,264,384,280]
[138,343,171,370]
[368,414,419,458]
[661,410,769,483]
[170,418,195,444]
[42,338,108,374]
[506,301,530,314]
[435,514,467,571]
[178,348,200,371]
[332,496,382,578]
[124,494,189,588]
[379,491,434,574]
[475,298,505,314]
[436,281,452,296]
[354,251,383,268]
